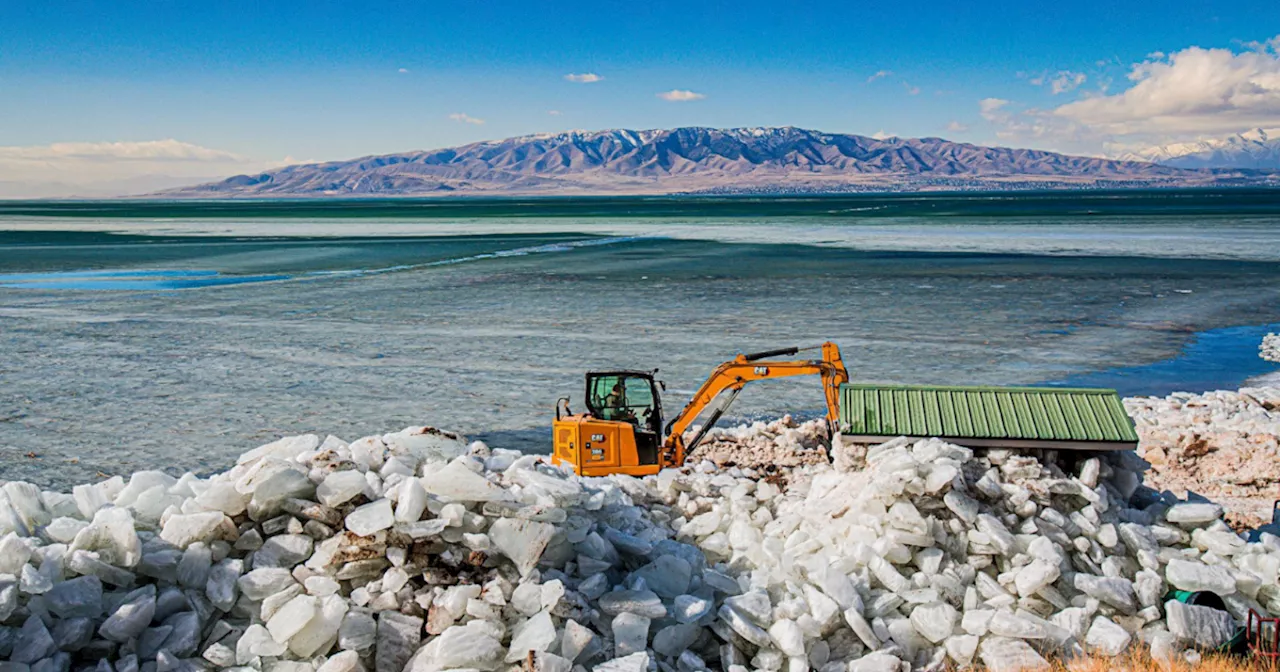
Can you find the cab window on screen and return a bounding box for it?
[588,374,656,426]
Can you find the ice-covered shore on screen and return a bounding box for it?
[1124,386,1280,526]
[2,411,1280,672]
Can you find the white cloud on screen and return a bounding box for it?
[1050,71,1087,94]
[657,89,705,102]
[0,139,245,162]
[564,73,603,83]
[946,121,970,133]
[903,82,921,96]
[0,139,294,197]
[1027,70,1087,94]
[871,130,895,140]
[547,110,562,116]
[979,98,1010,119]
[1054,37,1280,136]
[398,68,409,74]
[448,113,485,125]
[867,69,892,83]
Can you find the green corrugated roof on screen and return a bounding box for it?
[839,383,1138,443]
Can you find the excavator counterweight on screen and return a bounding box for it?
[552,342,848,477]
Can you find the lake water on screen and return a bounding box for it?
[2,191,1279,487]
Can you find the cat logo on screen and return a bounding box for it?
[754,366,769,375]
[591,434,605,442]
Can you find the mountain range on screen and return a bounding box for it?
[1117,129,1280,170]
[157,127,1256,198]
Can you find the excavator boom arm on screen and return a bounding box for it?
[661,341,848,467]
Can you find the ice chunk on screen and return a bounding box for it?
[561,618,598,662]
[611,612,650,657]
[845,607,880,649]
[395,477,429,522]
[19,564,51,594]
[944,490,979,524]
[848,652,905,672]
[725,590,772,624]
[674,594,713,623]
[46,575,104,619]
[238,433,320,466]
[510,581,543,616]
[1165,559,1237,596]
[420,461,512,502]
[718,604,771,647]
[98,586,157,642]
[291,594,349,657]
[317,650,363,672]
[317,471,368,508]
[1166,503,1223,526]
[254,534,314,569]
[12,615,56,664]
[193,482,249,516]
[1166,600,1237,649]
[945,634,979,667]
[653,623,700,658]
[377,612,424,672]
[51,616,94,653]
[767,619,805,657]
[160,511,233,549]
[405,622,499,672]
[1073,574,1136,612]
[267,594,318,643]
[508,610,558,662]
[161,611,202,658]
[345,499,394,537]
[1013,560,1060,597]
[3,482,50,534]
[987,611,1046,640]
[977,515,1016,556]
[910,602,957,644]
[206,558,243,612]
[396,518,448,540]
[73,480,115,520]
[1084,616,1131,657]
[67,549,134,586]
[339,610,377,651]
[249,469,316,520]
[489,518,555,576]
[42,517,88,544]
[236,624,287,665]
[631,555,692,598]
[238,567,297,601]
[977,636,1050,672]
[593,652,650,672]
[599,589,667,619]
[70,507,142,568]
[176,542,212,588]
[383,426,467,463]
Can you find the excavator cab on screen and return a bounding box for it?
[553,370,666,476]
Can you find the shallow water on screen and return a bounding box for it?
[2,192,1279,487]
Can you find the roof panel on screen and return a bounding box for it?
[839,383,1138,446]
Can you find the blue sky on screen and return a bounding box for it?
[2,1,1279,195]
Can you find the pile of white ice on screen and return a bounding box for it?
[1262,333,1280,363]
[0,423,1278,672]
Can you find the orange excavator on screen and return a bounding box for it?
[552,342,849,476]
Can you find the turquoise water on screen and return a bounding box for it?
[1,191,1279,485]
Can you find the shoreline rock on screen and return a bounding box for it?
[1124,386,1280,526]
